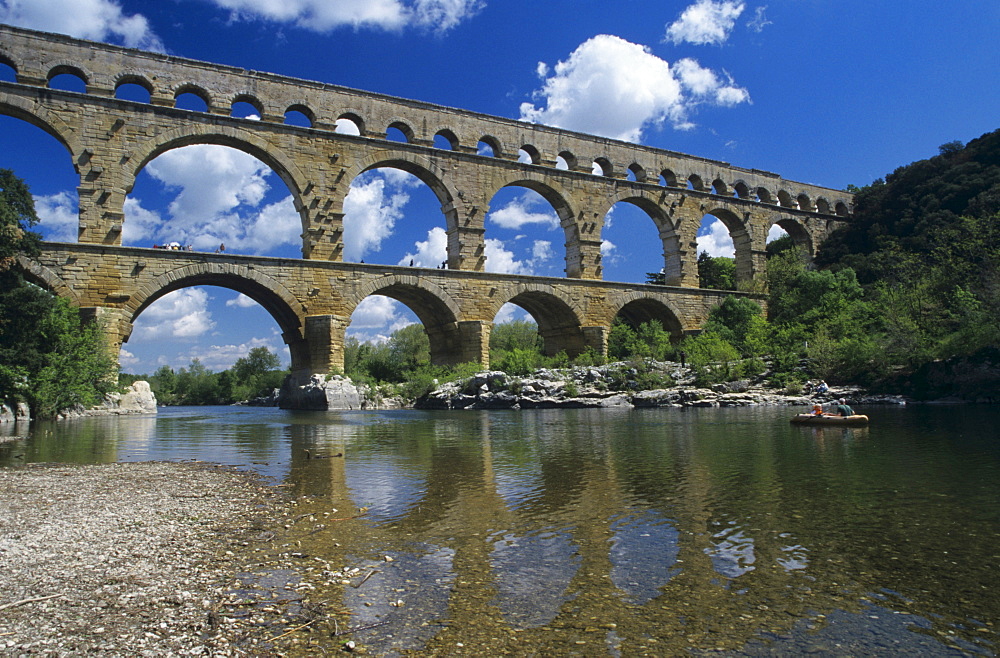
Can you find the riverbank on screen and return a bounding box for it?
[0,461,356,656]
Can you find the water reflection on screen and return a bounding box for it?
[2,405,998,655]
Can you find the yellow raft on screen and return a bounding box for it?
[790,413,869,426]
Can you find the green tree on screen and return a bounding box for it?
[697,252,736,290]
[0,168,42,271]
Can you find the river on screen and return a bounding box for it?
[2,404,997,655]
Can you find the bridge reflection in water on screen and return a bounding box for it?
[269,406,999,656]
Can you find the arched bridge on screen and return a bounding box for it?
[1,24,853,378]
[23,243,746,378]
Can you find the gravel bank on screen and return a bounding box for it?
[0,462,294,656]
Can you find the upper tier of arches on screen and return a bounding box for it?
[0,23,851,217]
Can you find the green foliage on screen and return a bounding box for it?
[132,348,287,406]
[697,252,736,290]
[0,271,117,415]
[490,319,542,353]
[608,319,674,361]
[703,297,766,357]
[679,332,743,386]
[493,347,542,377]
[0,169,42,271]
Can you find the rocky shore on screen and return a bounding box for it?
[0,461,362,656]
[417,361,908,411]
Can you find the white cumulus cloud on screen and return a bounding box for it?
[665,0,745,46]
[398,226,448,268]
[134,288,216,340]
[697,218,735,257]
[0,0,163,50]
[226,293,259,308]
[129,144,302,255]
[488,192,560,230]
[519,34,749,141]
[208,0,482,33]
[343,170,412,262]
[33,191,78,242]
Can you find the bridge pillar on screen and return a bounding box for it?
[79,306,132,381]
[300,314,349,376]
[582,326,608,357]
[427,320,489,368]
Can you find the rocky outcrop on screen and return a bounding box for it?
[278,374,363,411]
[416,362,907,411]
[0,402,30,424]
[56,381,158,419]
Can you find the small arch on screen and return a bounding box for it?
[0,53,17,82]
[519,144,541,165]
[230,94,263,119]
[733,181,751,199]
[336,112,364,135]
[386,120,414,143]
[174,84,211,112]
[777,190,796,208]
[47,65,88,93]
[815,197,831,215]
[113,74,153,103]
[659,169,678,187]
[593,157,613,177]
[433,129,458,150]
[557,151,577,170]
[14,255,79,304]
[835,201,850,217]
[478,135,501,158]
[711,178,728,196]
[284,104,314,128]
[796,193,814,212]
[688,174,705,191]
[627,163,646,183]
[756,187,774,204]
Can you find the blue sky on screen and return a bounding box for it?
[1,0,998,374]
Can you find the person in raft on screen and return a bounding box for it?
[811,404,826,416]
[835,398,855,416]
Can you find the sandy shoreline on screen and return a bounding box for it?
[0,461,318,656]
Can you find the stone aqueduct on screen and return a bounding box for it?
[1,24,853,379]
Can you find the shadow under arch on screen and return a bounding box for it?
[350,274,466,366]
[611,294,686,340]
[490,283,586,358]
[126,263,306,368]
[770,215,814,257]
[124,125,311,246]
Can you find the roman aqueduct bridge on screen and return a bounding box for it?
[1,24,853,379]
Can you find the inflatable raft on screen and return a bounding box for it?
[790,413,869,426]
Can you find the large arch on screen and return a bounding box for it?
[597,190,678,285]
[608,293,686,339]
[488,175,578,278]
[349,274,466,366]
[125,263,305,367]
[701,206,754,288]
[770,215,814,256]
[489,283,587,357]
[0,93,80,156]
[14,255,79,303]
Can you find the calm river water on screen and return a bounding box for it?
[2,404,998,655]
